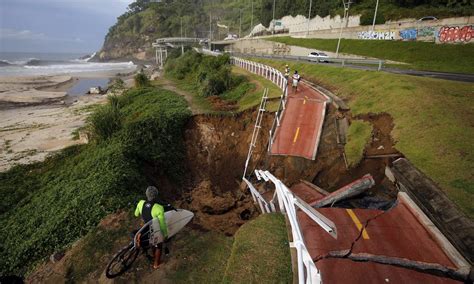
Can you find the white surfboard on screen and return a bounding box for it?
[150,209,194,245]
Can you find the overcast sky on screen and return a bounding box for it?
[0,0,134,54]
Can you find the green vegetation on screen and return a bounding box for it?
[255,58,474,217]
[134,72,151,88]
[26,214,292,282]
[165,50,287,113]
[345,120,373,167]
[350,0,472,25]
[166,51,236,97]
[108,78,126,94]
[223,213,292,283]
[231,66,283,112]
[89,96,122,141]
[102,0,472,60]
[0,87,191,276]
[165,51,263,112]
[269,37,474,74]
[61,212,136,282]
[169,229,233,283]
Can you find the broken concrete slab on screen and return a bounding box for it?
[391,158,474,265]
[298,192,466,283]
[335,117,349,145]
[310,174,375,208]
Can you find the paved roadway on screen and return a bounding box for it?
[234,53,474,83]
[270,81,328,160]
[291,182,464,283]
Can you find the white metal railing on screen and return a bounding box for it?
[242,177,274,213]
[198,48,289,168]
[242,88,268,179]
[244,169,338,284]
[230,56,288,152]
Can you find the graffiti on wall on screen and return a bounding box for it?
[418,27,436,38]
[358,31,395,40]
[357,31,395,40]
[399,28,417,40]
[438,25,473,43]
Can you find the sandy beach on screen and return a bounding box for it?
[0,74,114,172]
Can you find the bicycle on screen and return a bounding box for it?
[105,220,153,279]
[105,205,192,279]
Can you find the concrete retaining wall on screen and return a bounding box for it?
[275,14,360,34]
[226,38,375,60]
[274,15,473,44]
[294,16,474,44]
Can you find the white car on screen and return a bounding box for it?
[308,52,330,63]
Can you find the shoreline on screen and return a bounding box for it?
[0,65,141,172]
[0,73,112,172]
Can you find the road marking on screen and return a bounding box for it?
[346,209,370,239]
[293,127,300,143]
[303,99,306,105]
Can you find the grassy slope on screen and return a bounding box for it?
[161,74,216,113]
[256,58,474,217]
[164,65,283,113]
[223,213,292,283]
[345,120,373,167]
[0,87,191,275]
[29,214,292,283]
[268,37,474,74]
[231,66,283,112]
[168,229,233,283]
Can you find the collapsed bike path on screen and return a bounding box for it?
[270,81,328,160]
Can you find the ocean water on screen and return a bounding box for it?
[67,78,110,96]
[0,51,136,77]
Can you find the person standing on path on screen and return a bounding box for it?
[134,186,168,269]
[292,70,301,92]
[284,64,290,84]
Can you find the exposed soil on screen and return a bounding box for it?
[177,111,273,235]
[177,101,400,229]
[355,112,399,157]
[24,100,402,283]
[207,95,237,111]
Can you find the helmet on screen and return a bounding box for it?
[285,64,289,67]
[146,186,159,201]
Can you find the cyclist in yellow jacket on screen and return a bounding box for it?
[135,186,168,269]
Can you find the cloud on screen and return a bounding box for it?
[0,28,85,43]
[0,28,47,40]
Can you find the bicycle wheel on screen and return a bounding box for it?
[105,243,139,279]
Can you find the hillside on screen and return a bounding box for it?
[98,0,473,61]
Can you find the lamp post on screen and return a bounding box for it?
[209,12,212,50]
[371,0,379,31]
[180,17,184,55]
[239,8,242,38]
[250,0,254,36]
[272,0,276,34]
[306,0,313,37]
[335,0,351,58]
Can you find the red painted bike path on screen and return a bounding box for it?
[291,182,463,283]
[270,81,328,160]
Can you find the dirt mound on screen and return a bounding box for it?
[178,180,256,235]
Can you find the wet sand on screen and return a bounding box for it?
[0,74,112,172]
